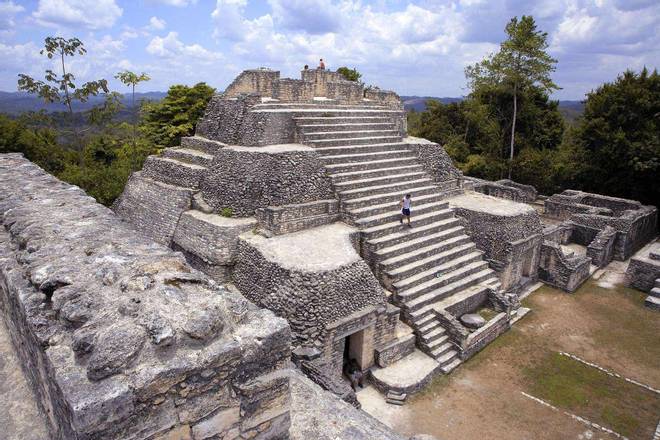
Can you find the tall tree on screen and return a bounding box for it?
[17,37,109,163]
[465,16,559,178]
[115,70,151,169]
[573,68,659,207]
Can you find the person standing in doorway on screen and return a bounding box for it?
[400,194,412,227]
[318,58,326,69]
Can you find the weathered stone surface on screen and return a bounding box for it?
[460,314,486,329]
[289,369,407,440]
[403,137,462,182]
[199,145,335,217]
[0,154,291,440]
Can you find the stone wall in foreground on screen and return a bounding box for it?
[0,154,291,440]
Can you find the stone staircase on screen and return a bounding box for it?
[293,104,502,372]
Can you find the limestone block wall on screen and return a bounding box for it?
[365,88,404,109]
[200,145,335,217]
[403,137,463,182]
[172,211,257,282]
[538,241,591,292]
[0,154,291,440]
[586,226,617,268]
[194,94,261,145]
[232,231,387,355]
[626,254,660,292]
[113,172,193,246]
[449,196,543,293]
[275,78,314,102]
[223,69,280,98]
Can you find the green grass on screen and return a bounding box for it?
[477,307,498,322]
[523,352,659,438]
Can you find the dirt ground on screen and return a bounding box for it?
[359,260,660,440]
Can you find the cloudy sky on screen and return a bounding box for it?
[0,0,658,99]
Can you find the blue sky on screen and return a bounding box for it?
[0,0,658,99]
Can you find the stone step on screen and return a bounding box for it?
[162,148,214,167]
[405,274,496,318]
[435,179,461,191]
[322,149,411,166]
[142,156,206,189]
[294,116,393,125]
[655,279,660,289]
[334,171,428,192]
[440,357,461,373]
[299,122,395,132]
[259,108,402,118]
[649,287,660,298]
[325,156,419,174]
[420,328,448,345]
[379,235,473,269]
[354,200,450,229]
[310,135,403,148]
[342,184,439,210]
[383,243,478,283]
[314,141,409,156]
[348,193,444,219]
[330,164,423,183]
[304,129,399,141]
[645,295,660,311]
[255,102,389,110]
[180,136,225,155]
[435,349,459,367]
[361,209,453,240]
[366,217,463,251]
[393,252,487,295]
[434,278,501,312]
[429,341,454,358]
[438,188,465,199]
[418,318,443,335]
[339,178,433,201]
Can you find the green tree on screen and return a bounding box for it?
[573,68,659,207]
[465,16,559,178]
[115,70,151,169]
[337,67,363,83]
[17,37,109,162]
[140,82,215,149]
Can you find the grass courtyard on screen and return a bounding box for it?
[361,273,660,440]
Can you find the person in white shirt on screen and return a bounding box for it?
[400,193,412,228]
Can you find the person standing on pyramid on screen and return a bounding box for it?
[318,58,326,69]
[400,194,412,228]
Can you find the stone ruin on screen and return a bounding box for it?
[1,67,658,440]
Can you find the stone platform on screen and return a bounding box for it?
[369,349,442,395]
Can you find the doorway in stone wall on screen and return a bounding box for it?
[521,248,536,285]
[343,329,367,391]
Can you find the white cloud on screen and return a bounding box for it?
[146,31,223,61]
[0,1,24,30]
[147,16,166,31]
[211,0,248,41]
[149,0,197,7]
[268,0,341,34]
[32,0,122,30]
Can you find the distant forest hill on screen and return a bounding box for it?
[0,91,585,123]
[0,91,168,115]
[401,95,585,123]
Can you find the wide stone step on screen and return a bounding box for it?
[339,178,433,201]
[383,242,477,281]
[366,217,462,251]
[315,142,409,156]
[310,135,402,148]
[404,271,496,313]
[342,184,439,210]
[434,277,501,312]
[392,251,486,293]
[418,319,443,335]
[361,209,453,240]
[299,122,395,132]
[162,148,213,167]
[322,149,412,165]
[354,200,449,229]
[325,156,419,174]
[440,357,462,374]
[304,129,399,141]
[334,171,427,192]
[180,136,225,155]
[255,102,389,110]
[429,341,454,358]
[330,164,423,182]
[654,278,660,289]
[275,108,402,117]
[420,328,448,345]
[649,287,660,298]
[348,192,443,219]
[377,232,471,265]
[142,156,206,189]
[436,350,459,368]
[294,116,393,125]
